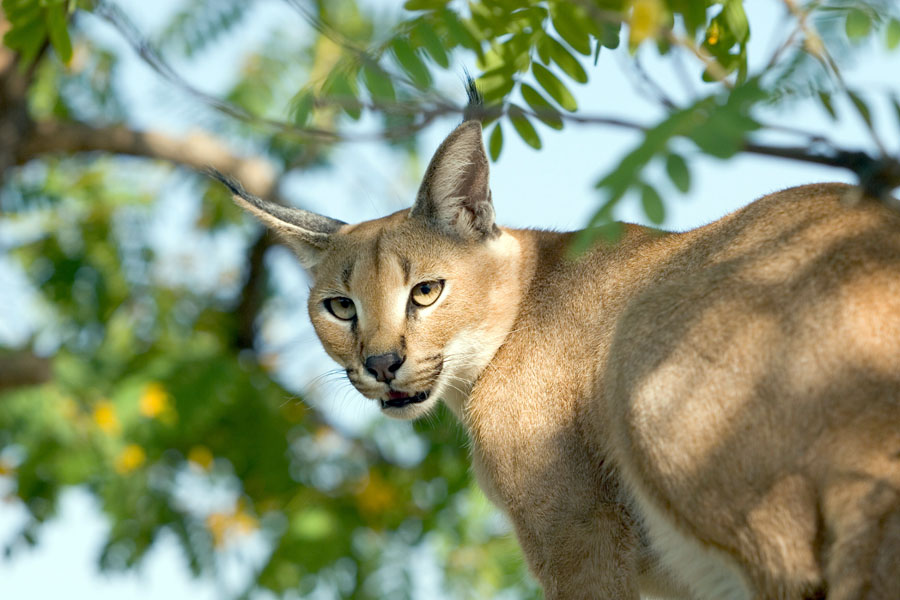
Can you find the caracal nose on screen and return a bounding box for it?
[364,352,405,383]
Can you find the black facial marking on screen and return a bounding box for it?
[400,256,412,285]
[372,231,383,279]
[341,262,353,288]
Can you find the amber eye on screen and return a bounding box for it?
[411,280,444,307]
[324,297,356,320]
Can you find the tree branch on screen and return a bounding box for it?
[0,18,36,180]
[0,352,52,392]
[234,231,274,351]
[16,120,279,198]
[743,142,900,200]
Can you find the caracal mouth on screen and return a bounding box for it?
[380,390,431,410]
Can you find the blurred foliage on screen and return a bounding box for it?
[0,1,538,598]
[1,0,899,598]
[158,0,254,57]
[0,153,536,596]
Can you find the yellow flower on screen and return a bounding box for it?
[206,507,258,548]
[60,396,80,420]
[232,508,259,534]
[355,472,396,518]
[92,400,120,434]
[206,512,230,548]
[114,444,146,474]
[187,446,215,470]
[707,21,720,46]
[139,382,171,418]
[629,0,663,49]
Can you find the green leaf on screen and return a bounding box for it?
[468,2,493,33]
[641,184,665,225]
[2,10,47,66]
[886,18,900,50]
[669,0,706,36]
[537,35,551,64]
[891,96,900,130]
[45,3,72,64]
[817,91,837,121]
[847,90,873,129]
[688,80,763,158]
[362,63,395,102]
[322,69,361,120]
[845,8,871,40]
[497,32,533,73]
[520,83,563,130]
[413,19,449,68]
[594,107,697,200]
[550,4,591,55]
[545,36,588,84]
[477,67,515,103]
[488,122,503,161]
[508,104,541,149]
[403,0,449,10]
[3,0,42,24]
[391,37,431,88]
[532,63,577,112]
[665,154,691,193]
[439,8,481,55]
[721,0,749,43]
[688,122,740,158]
[290,90,314,126]
[600,22,620,50]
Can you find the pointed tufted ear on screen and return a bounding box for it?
[209,170,345,270]
[410,121,498,241]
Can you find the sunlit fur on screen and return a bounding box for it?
[230,120,900,600]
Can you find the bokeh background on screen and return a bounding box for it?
[1,1,899,598]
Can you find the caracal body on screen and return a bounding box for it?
[221,118,900,599]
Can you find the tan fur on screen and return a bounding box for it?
[228,121,900,599]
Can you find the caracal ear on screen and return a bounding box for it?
[209,170,345,270]
[411,120,498,240]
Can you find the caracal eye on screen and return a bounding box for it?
[324,297,356,320]
[411,280,444,307]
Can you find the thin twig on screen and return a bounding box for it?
[664,30,733,89]
[624,54,678,110]
[776,0,890,158]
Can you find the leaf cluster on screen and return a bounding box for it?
[0,158,536,597]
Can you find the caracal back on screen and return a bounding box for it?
[602,183,900,599]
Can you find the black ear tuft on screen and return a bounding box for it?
[462,72,483,123]
[207,168,345,270]
[206,167,242,196]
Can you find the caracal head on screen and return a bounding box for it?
[218,121,522,419]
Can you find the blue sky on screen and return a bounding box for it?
[1,1,899,598]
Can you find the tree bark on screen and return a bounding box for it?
[16,121,278,198]
[0,352,52,392]
[0,18,35,181]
